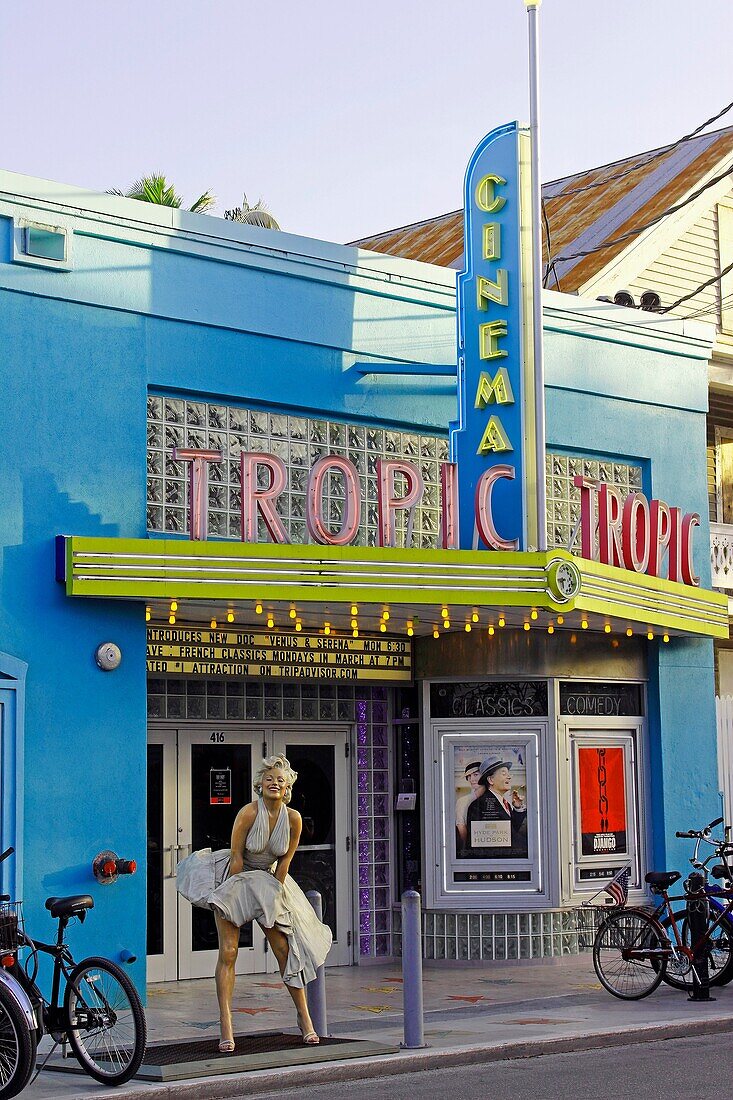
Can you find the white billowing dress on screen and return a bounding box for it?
[209,798,333,988]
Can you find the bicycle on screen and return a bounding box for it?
[0,846,146,1098]
[592,816,733,1000]
[659,817,733,991]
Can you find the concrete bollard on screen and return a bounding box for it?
[305,890,329,1037]
[400,889,427,1048]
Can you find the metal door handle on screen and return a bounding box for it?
[162,844,176,879]
[174,842,191,862]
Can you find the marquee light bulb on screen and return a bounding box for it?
[255,602,263,614]
[471,611,479,623]
[663,633,670,643]
[289,608,297,619]
[557,615,564,625]
[488,626,495,636]
[267,616,274,628]
[581,619,588,630]
[170,600,178,613]
[382,610,390,621]
[523,622,530,632]
[295,621,302,632]
[324,623,331,635]
[353,629,359,638]
[145,608,151,622]
[433,627,440,639]
[530,609,538,620]
[604,624,611,634]
[547,624,554,634]
[169,614,176,625]
[227,611,235,623]
[407,627,414,637]
[350,605,358,616]
[647,631,654,640]
[465,622,471,632]
[351,618,358,629]
[626,628,633,637]
[498,616,505,628]
[443,619,450,629]
[381,623,388,633]
[441,608,449,619]
[210,618,217,629]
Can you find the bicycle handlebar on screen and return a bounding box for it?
[676,817,727,841]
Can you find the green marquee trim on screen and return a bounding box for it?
[58,536,729,639]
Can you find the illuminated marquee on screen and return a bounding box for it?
[575,477,700,587]
[452,121,538,551]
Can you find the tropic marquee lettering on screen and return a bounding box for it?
[574,475,700,587]
[173,446,510,551]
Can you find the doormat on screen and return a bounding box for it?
[43,1030,397,1082]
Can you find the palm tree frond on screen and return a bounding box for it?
[189,190,216,214]
[108,174,213,213]
[224,194,280,231]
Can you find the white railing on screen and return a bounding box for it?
[711,523,733,589]
[716,695,733,828]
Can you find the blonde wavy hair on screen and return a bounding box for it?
[253,754,298,804]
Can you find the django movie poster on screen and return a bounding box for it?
[578,746,628,856]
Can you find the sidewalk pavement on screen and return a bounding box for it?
[23,954,733,1098]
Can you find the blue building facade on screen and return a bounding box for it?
[0,169,725,989]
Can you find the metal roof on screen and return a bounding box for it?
[351,127,733,291]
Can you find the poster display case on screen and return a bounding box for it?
[423,681,555,909]
[559,681,646,898]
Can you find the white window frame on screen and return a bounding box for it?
[12,217,73,271]
[714,424,733,525]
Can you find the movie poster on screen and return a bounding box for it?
[578,745,628,856]
[453,743,528,860]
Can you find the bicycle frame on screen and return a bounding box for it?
[10,913,93,1037]
[653,890,733,966]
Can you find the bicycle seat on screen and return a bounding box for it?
[45,895,94,918]
[645,871,681,889]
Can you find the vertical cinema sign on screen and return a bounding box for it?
[452,122,538,551]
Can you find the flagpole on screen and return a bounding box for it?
[524,0,547,551]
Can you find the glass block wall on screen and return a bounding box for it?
[147,395,448,548]
[545,453,642,554]
[356,687,392,958]
[393,908,602,961]
[148,678,393,958]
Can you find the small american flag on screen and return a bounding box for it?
[604,865,631,906]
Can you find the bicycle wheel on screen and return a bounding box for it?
[660,908,733,990]
[63,957,146,1086]
[0,983,37,1099]
[593,908,667,1000]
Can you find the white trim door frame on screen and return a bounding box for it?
[177,726,268,980]
[271,726,353,967]
[146,731,178,983]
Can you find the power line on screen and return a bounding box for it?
[550,162,733,270]
[546,100,733,200]
[541,199,561,290]
[661,258,733,314]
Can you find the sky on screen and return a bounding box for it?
[2,1,732,245]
